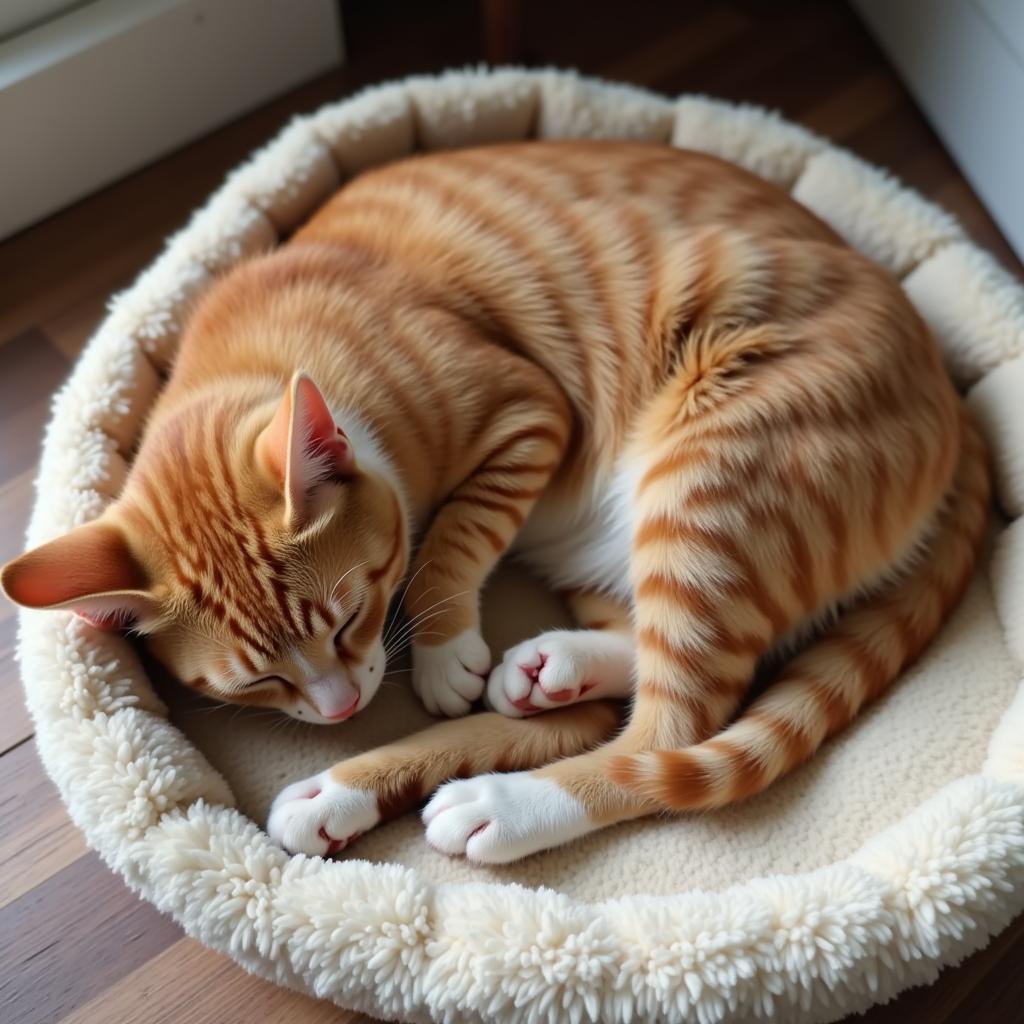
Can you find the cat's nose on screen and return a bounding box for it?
[306,676,359,720]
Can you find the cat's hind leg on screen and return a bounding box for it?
[485,588,634,716]
[424,317,958,863]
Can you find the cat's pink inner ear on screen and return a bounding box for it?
[291,373,356,481]
[0,521,154,626]
[257,372,355,519]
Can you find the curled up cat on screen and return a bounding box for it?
[1,142,990,864]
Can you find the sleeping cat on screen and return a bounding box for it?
[1,142,989,863]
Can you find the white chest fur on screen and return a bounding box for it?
[511,463,637,602]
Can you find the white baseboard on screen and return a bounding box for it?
[0,0,343,240]
[854,0,1024,261]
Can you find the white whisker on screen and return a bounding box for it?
[386,589,469,640]
[382,561,434,645]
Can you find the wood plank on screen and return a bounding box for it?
[0,458,39,754]
[733,13,883,121]
[58,938,377,1024]
[493,0,701,73]
[802,70,901,141]
[0,467,35,570]
[0,740,87,909]
[652,2,846,102]
[601,6,751,87]
[44,289,119,364]
[0,331,70,490]
[0,616,32,755]
[0,852,182,1024]
[0,330,67,754]
[858,910,1024,1022]
[946,916,1024,1022]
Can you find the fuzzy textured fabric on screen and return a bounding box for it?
[16,68,1024,1024]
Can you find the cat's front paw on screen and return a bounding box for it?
[412,630,490,717]
[485,629,633,717]
[267,770,380,856]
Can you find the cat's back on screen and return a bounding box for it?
[302,140,840,251]
[286,141,931,460]
[293,142,850,420]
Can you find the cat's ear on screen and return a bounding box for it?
[256,371,356,524]
[1,520,158,630]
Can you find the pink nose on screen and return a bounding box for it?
[323,695,360,721]
[307,677,360,720]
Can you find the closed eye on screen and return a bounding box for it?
[334,603,363,647]
[244,675,286,690]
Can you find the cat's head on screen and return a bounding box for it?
[1,372,409,724]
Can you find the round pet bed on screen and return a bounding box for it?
[19,68,1024,1023]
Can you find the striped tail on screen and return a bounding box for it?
[609,415,990,810]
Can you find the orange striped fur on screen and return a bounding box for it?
[1,142,989,858]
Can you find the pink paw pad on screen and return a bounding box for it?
[513,675,596,712]
[511,695,543,714]
[518,652,547,683]
[544,688,577,702]
[318,826,363,856]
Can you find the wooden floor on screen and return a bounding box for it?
[2,3,1022,1022]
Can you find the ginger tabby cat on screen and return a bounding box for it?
[1,142,989,863]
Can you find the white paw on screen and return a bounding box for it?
[267,770,380,857]
[485,629,634,718]
[412,629,491,717]
[422,773,593,863]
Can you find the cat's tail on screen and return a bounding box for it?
[609,414,990,810]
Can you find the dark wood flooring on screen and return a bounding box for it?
[1,3,1021,1022]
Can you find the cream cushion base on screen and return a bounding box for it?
[18,69,1024,1023]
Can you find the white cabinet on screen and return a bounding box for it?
[0,0,343,240]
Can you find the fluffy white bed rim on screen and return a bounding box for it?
[18,68,1024,1024]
